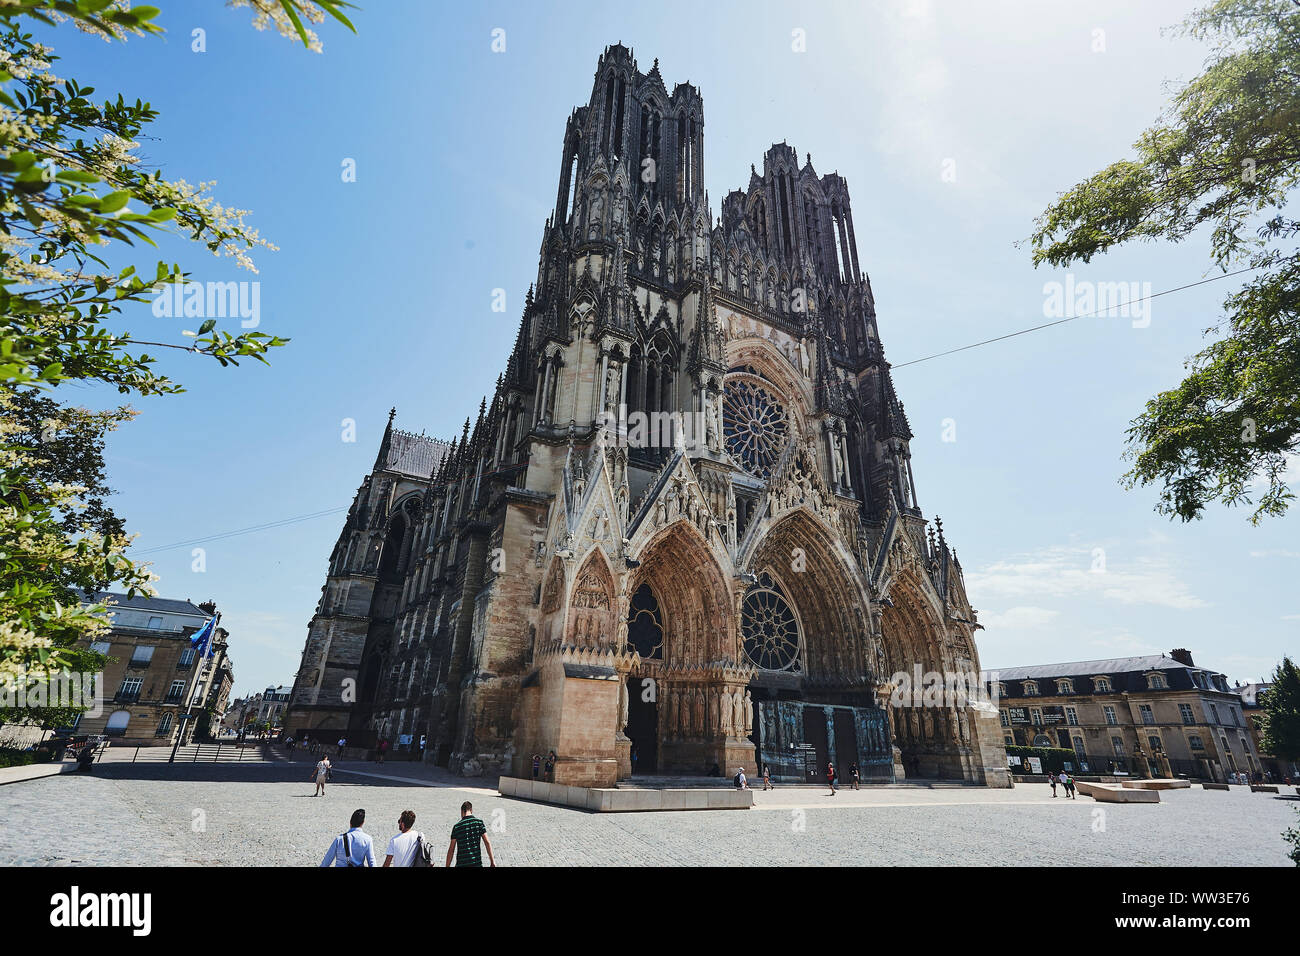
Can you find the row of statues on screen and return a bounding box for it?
[620,683,754,739]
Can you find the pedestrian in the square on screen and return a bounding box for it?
[337,736,346,757]
[377,737,388,764]
[1065,774,1077,799]
[446,801,495,868]
[1048,771,1058,797]
[544,750,556,781]
[383,809,422,867]
[313,754,331,796]
[762,764,773,790]
[826,761,837,795]
[531,753,541,779]
[631,745,638,777]
[850,763,860,790]
[320,809,375,867]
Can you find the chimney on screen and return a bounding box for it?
[1170,648,1195,667]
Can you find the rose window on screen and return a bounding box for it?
[723,378,789,480]
[741,574,801,672]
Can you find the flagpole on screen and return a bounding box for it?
[170,612,220,764]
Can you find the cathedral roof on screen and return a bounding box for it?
[386,429,452,479]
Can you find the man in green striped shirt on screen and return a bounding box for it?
[446,800,495,867]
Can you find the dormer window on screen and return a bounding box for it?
[1093,676,1112,693]
[1146,673,1167,690]
[1023,680,1039,696]
[1056,678,1074,695]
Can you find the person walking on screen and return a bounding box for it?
[383,809,423,867]
[313,755,331,796]
[849,763,860,790]
[826,761,837,795]
[337,736,346,757]
[1058,770,1069,796]
[1065,774,1077,799]
[762,764,773,791]
[377,738,388,765]
[320,809,375,867]
[736,767,749,790]
[446,801,495,868]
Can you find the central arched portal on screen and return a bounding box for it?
[744,510,893,782]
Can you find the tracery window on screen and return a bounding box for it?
[722,377,789,480]
[626,583,663,660]
[741,572,801,672]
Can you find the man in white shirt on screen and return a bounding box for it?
[383,809,422,867]
[320,809,376,867]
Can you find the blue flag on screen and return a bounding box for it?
[190,615,218,659]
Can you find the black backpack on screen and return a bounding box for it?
[410,832,433,868]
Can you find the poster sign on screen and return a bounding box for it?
[1008,707,1031,725]
[1007,755,1021,767]
[1027,757,1043,774]
[1042,706,1066,724]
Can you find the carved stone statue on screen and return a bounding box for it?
[618,679,629,731]
[743,690,753,735]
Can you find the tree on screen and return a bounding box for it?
[0,1,354,720]
[1260,655,1300,762]
[1029,0,1300,524]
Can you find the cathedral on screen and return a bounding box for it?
[284,45,1009,788]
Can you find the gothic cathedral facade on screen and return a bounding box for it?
[285,46,1010,788]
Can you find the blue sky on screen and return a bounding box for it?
[41,0,1297,697]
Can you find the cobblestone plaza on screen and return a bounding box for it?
[3,761,1294,866]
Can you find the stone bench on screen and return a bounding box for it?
[1250,785,1279,793]
[1121,778,1191,790]
[1074,780,1160,803]
[1201,783,1229,790]
[499,775,754,812]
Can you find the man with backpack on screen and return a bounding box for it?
[320,809,375,867]
[383,809,431,867]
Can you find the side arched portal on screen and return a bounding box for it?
[628,520,752,774]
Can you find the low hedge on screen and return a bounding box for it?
[0,747,55,768]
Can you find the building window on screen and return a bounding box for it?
[1030,708,1042,725]
[1239,737,1251,755]
[129,645,155,667]
[1139,704,1155,725]
[1023,680,1039,696]
[1065,706,1079,726]
[1103,705,1118,726]
[999,710,1009,727]
[1072,737,1087,759]
[1188,734,1204,750]
[105,710,130,737]
[992,682,1007,699]
[1148,673,1167,690]
[116,677,142,702]
[1094,677,1112,693]
[1112,736,1125,757]
[178,648,196,670]
[166,680,186,704]
[1230,708,1240,726]
[90,641,111,656]
[155,714,173,737]
[1179,703,1195,725]
[1004,735,1014,747]
[1208,703,1219,724]
[1148,735,1162,753]
[147,616,163,629]
[1056,678,1074,694]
